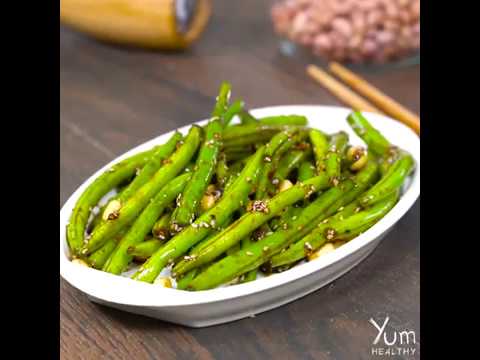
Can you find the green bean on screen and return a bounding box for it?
[187,178,355,290]
[238,110,258,125]
[66,146,160,256]
[82,126,202,254]
[117,132,183,205]
[256,130,299,200]
[379,147,401,176]
[132,146,265,283]
[227,243,242,256]
[176,268,199,290]
[88,204,106,234]
[223,124,301,147]
[188,214,234,255]
[298,160,317,182]
[182,161,196,174]
[171,83,231,228]
[325,132,349,186]
[334,221,376,241]
[270,206,303,231]
[224,144,258,154]
[226,151,253,163]
[241,269,257,283]
[223,100,244,126]
[258,115,308,126]
[152,212,172,240]
[309,129,329,172]
[240,222,273,282]
[347,111,391,156]
[267,160,378,265]
[102,173,191,274]
[271,193,398,267]
[171,120,223,228]
[87,237,119,269]
[215,152,229,187]
[127,239,164,259]
[96,132,183,229]
[88,180,135,234]
[273,147,313,183]
[212,82,232,120]
[173,173,330,276]
[359,152,414,207]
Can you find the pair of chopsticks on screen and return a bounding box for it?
[306,63,420,135]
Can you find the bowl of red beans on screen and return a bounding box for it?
[270,0,420,66]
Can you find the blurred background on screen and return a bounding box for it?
[61,1,419,357]
[61,0,419,169]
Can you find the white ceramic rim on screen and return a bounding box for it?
[60,105,420,308]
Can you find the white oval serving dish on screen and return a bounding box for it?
[60,105,420,327]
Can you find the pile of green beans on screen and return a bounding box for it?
[66,82,415,291]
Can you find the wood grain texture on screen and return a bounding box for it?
[60,0,420,358]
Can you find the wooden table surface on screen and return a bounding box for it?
[60,1,420,359]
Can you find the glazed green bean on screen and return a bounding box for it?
[188,215,234,255]
[273,147,313,183]
[127,239,164,260]
[325,132,349,186]
[223,124,301,147]
[270,206,304,231]
[298,160,317,182]
[176,268,199,290]
[132,146,265,283]
[213,82,232,120]
[102,173,191,274]
[66,146,160,256]
[187,178,356,290]
[114,133,183,205]
[87,236,119,269]
[173,173,330,276]
[238,110,258,125]
[256,130,299,200]
[171,83,232,228]
[309,129,329,172]
[347,111,391,156]
[97,132,183,229]
[224,100,244,126]
[258,115,308,126]
[358,152,414,207]
[82,126,202,254]
[171,121,222,228]
[270,193,398,267]
[152,212,172,240]
[215,152,229,187]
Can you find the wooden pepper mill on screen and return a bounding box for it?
[60,0,212,49]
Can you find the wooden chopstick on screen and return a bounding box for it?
[306,64,382,114]
[328,62,420,135]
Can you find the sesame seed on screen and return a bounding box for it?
[183,255,197,262]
